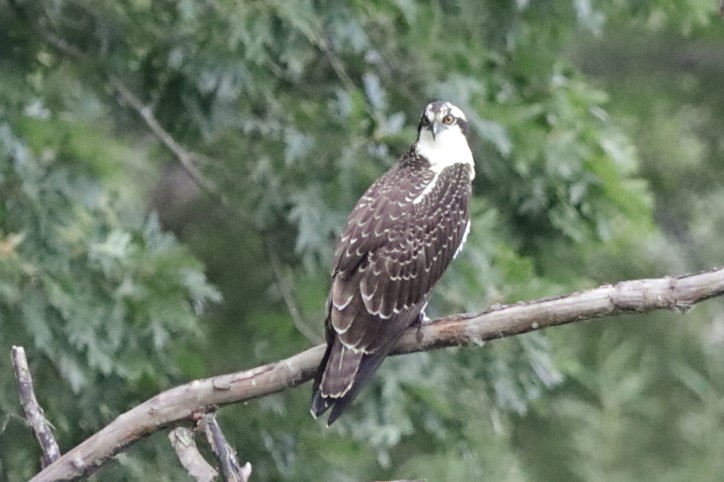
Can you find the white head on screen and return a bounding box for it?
[414,101,475,178]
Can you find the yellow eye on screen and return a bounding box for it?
[442,114,454,125]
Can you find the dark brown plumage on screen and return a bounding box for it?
[311,101,474,424]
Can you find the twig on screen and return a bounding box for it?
[169,427,218,482]
[317,38,357,94]
[112,75,321,350]
[11,346,61,468]
[7,0,83,61]
[112,82,318,348]
[17,1,323,346]
[199,414,251,482]
[30,267,724,481]
[265,238,323,344]
[110,77,221,201]
[8,2,229,216]
[113,75,326,348]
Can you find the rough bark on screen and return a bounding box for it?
[11,346,61,468]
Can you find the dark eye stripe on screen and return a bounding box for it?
[457,118,469,135]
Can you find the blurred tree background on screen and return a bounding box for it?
[1,0,723,480]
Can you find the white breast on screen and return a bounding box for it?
[415,128,475,179]
[412,127,475,204]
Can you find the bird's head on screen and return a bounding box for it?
[414,101,474,175]
[417,101,469,141]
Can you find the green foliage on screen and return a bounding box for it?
[0,87,219,480]
[1,0,723,480]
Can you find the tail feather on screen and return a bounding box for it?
[311,303,426,424]
[310,337,335,418]
[321,341,363,397]
[325,350,390,425]
[310,338,395,425]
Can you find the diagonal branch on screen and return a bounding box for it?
[199,413,252,482]
[112,78,314,343]
[110,77,222,203]
[14,2,327,356]
[30,267,724,481]
[11,346,61,468]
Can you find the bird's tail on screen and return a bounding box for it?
[310,339,390,425]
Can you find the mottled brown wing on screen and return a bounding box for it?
[330,157,436,280]
[328,158,432,330]
[333,161,473,352]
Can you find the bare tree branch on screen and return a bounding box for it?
[109,76,259,232]
[169,427,218,482]
[30,267,724,481]
[113,72,321,349]
[11,346,61,468]
[109,78,222,201]
[199,414,252,482]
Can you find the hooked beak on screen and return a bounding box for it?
[431,121,443,140]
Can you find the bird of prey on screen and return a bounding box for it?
[311,101,475,425]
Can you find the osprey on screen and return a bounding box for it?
[311,101,475,424]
